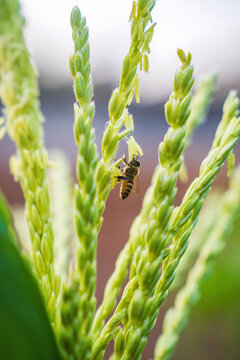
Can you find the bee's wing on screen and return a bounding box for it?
[133,175,139,195]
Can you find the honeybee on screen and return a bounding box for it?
[115,154,140,199]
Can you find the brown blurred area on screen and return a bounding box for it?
[1,85,240,359]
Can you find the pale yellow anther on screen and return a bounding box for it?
[123,111,128,128]
[127,135,143,160]
[111,166,122,189]
[179,161,189,183]
[128,114,134,129]
[134,74,140,103]
[123,112,134,131]
[9,155,22,181]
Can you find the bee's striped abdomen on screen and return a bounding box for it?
[121,178,134,199]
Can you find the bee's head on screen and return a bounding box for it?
[132,154,140,167]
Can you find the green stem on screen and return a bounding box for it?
[0,0,60,325]
[154,166,240,360]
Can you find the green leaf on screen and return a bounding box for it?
[0,192,61,360]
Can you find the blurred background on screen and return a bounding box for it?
[1,0,240,359]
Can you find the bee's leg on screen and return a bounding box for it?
[115,175,124,183]
[121,154,132,167]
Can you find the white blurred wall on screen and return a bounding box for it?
[21,0,240,102]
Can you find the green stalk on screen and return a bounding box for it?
[186,73,217,142]
[113,48,194,360]
[154,166,240,360]
[92,49,194,360]
[153,92,240,317]
[95,0,156,231]
[0,0,60,324]
[59,7,99,360]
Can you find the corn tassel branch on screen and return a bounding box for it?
[186,73,217,142]
[92,49,194,360]
[95,0,156,232]
[112,48,194,360]
[154,166,240,360]
[59,7,99,360]
[152,92,240,320]
[0,0,60,324]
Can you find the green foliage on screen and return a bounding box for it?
[0,1,240,360]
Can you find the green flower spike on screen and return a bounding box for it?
[127,135,143,160]
[186,73,217,143]
[59,6,99,360]
[179,73,217,181]
[95,0,156,231]
[91,49,194,360]
[111,166,122,189]
[152,91,240,332]
[0,0,60,325]
[154,166,240,360]
[112,49,194,360]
